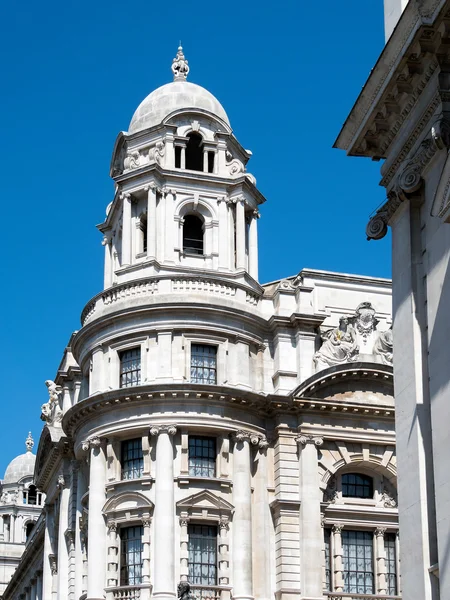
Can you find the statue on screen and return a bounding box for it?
[313,316,359,372]
[373,328,393,365]
[41,380,63,426]
[178,581,195,600]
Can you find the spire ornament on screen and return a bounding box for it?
[25,432,34,452]
[172,45,189,81]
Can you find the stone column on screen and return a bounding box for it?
[57,474,70,599]
[42,506,54,600]
[296,434,324,599]
[121,193,132,267]
[151,425,177,600]
[163,189,175,264]
[203,149,208,172]
[179,517,189,581]
[89,346,105,395]
[147,185,157,260]
[251,436,270,600]
[84,437,107,600]
[332,524,344,592]
[106,521,119,587]
[75,465,86,600]
[102,234,112,288]
[248,211,259,280]
[0,514,4,541]
[232,431,253,600]
[142,517,152,585]
[62,386,72,414]
[235,198,246,271]
[218,197,229,271]
[10,512,16,542]
[375,527,387,594]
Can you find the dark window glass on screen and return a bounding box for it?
[183,215,204,255]
[120,526,143,586]
[324,528,331,591]
[185,133,203,171]
[141,214,147,253]
[189,437,216,478]
[175,146,182,168]
[188,524,217,585]
[25,522,34,541]
[207,151,215,173]
[120,348,141,388]
[121,439,144,480]
[342,530,374,594]
[191,345,217,384]
[385,533,397,595]
[342,473,373,499]
[27,485,37,505]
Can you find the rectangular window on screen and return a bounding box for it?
[120,525,143,586]
[121,439,144,480]
[190,344,217,384]
[342,530,374,594]
[189,436,216,478]
[120,348,141,388]
[385,532,397,595]
[324,528,331,591]
[188,524,217,586]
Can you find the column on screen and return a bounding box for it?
[121,193,132,267]
[62,386,72,413]
[0,514,4,541]
[297,435,324,599]
[151,425,177,600]
[102,235,112,288]
[36,571,43,600]
[147,185,157,260]
[142,517,152,585]
[89,346,104,395]
[232,432,253,600]
[179,517,189,581]
[57,474,71,599]
[248,211,259,280]
[235,198,246,270]
[10,513,16,542]
[332,524,344,592]
[180,146,186,169]
[85,437,107,600]
[75,466,86,600]
[203,149,208,172]
[252,437,270,600]
[42,506,54,600]
[219,519,230,590]
[164,188,175,263]
[106,521,119,587]
[375,528,387,594]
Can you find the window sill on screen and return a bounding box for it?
[176,476,232,489]
[106,476,154,492]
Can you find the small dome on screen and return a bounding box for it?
[128,81,230,134]
[128,46,230,134]
[3,433,35,484]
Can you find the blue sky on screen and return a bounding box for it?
[0,0,390,474]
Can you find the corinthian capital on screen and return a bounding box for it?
[81,436,103,452]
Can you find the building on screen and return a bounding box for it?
[334,1,450,599]
[4,48,400,600]
[0,434,43,596]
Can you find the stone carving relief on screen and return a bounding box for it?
[148,140,165,166]
[178,581,195,600]
[313,302,393,372]
[226,151,245,176]
[124,150,141,171]
[41,380,63,426]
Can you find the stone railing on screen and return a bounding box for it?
[105,584,151,600]
[325,594,401,600]
[102,280,159,306]
[190,585,223,600]
[172,278,236,296]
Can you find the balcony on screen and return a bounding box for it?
[105,584,152,600]
[190,585,230,600]
[325,593,401,600]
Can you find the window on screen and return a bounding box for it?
[207,151,215,173]
[190,344,217,384]
[23,485,38,505]
[185,133,203,171]
[385,532,397,595]
[324,529,331,591]
[120,348,141,388]
[25,522,34,542]
[188,524,217,585]
[120,526,143,586]
[342,530,374,594]
[183,215,204,255]
[189,437,216,477]
[121,439,144,480]
[341,473,373,499]
[140,214,147,253]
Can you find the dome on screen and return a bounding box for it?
[3,433,35,484]
[128,46,230,134]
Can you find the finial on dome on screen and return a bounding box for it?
[25,432,34,453]
[172,44,189,81]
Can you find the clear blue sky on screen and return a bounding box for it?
[0,0,390,474]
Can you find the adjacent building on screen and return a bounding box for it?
[335,0,450,599]
[3,48,400,600]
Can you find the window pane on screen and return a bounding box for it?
[120,348,141,388]
[188,524,217,586]
[324,529,331,591]
[120,526,143,586]
[342,530,374,594]
[342,473,373,498]
[189,437,216,478]
[121,439,144,480]
[191,345,217,385]
[385,532,397,595]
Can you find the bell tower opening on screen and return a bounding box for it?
[185,133,203,171]
[183,214,204,255]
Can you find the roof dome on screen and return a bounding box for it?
[3,433,35,484]
[128,46,230,134]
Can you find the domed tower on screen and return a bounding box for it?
[0,434,43,594]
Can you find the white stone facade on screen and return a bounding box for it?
[3,48,399,600]
[335,1,450,599]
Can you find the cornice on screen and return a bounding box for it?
[268,313,325,331]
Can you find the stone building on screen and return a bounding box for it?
[4,48,400,600]
[335,1,450,599]
[0,434,44,596]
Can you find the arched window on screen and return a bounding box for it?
[341,473,373,498]
[27,485,37,505]
[183,215,204,255]
[185,133,203,171]
[25,522,34,541]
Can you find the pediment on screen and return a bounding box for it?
[103,491,154,514]
[176,489,234,512]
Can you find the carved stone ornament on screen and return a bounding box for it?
[150,425,177,436]
[57,474,66,490]
[375,527,387,538]
[332,523,344,534]
[41,380,63,426]
[233,430,268,449]
[172,45,189,81]
[226,150,245,176]
[124,150,140,171]
[49,553,57,576]
[352,302,379,342]
[313,316,359,371]
[148,140,165,165]
[373,328,393,365]
[323,475,337,503]
[178,581,195,600]
[25,432,34,452]
[81,436,102,452]
[381,487,397,508]
[295,434,323,447]
[107,520,117,533]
